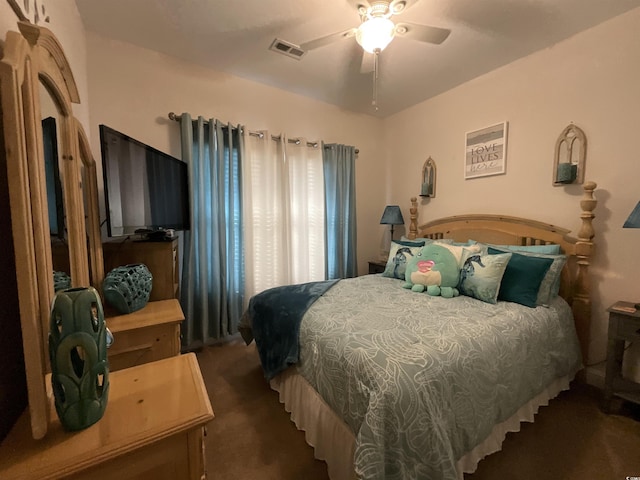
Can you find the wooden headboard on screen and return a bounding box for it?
[407,181,597,364]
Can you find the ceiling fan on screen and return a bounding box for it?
[271,0,451,109]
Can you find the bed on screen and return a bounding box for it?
[240,181,597,480]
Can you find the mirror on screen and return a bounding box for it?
[40,81,72,289]
[0,21,104,439]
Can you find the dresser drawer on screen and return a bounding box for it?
[108,322,180,371]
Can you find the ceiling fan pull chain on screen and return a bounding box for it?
[372,49,380,110]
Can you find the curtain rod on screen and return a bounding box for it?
[168,112,358,154]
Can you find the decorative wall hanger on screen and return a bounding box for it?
[553,123,586,186]
[420,157,436,198]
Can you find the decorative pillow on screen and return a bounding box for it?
[500,244,561,255]
[433,241,482,267]
[443,238,475,247]
[538,254,567,305]
[458,251,512,304]
[401,235,449,244]
[469,240,561,255]
[382,240,426,279]
[488,247,553,308]
[489,246,567,305]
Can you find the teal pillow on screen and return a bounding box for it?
[382,240,426,279]
[488,247,553,307]
[458,251,512,304]
[489,246,567,306]
[401,236,450,244]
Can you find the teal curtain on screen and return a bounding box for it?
[179,114,244,349]
[323,144,357,279]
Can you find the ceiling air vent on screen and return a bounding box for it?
[269,38,306,60]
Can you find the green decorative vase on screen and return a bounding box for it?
[103,263,153,314]
[49,286,109,431]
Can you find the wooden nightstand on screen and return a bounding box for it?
[368,260,387,274]
[603,301,640,413]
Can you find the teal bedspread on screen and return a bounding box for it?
[295,275,582,480]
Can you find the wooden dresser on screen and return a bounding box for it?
[106,299,184,371]
[0,353,214,480]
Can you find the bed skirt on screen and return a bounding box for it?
[270,368,574,480]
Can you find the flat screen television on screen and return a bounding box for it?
[100,125,190,237]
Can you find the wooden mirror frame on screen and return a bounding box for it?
[77,119,104,294]
[0,22,104,439]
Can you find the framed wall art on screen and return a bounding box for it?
[464,121,508,180]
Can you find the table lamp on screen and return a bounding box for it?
[380,205,404,241]
[623,201,640,308]
[623,201,640,229]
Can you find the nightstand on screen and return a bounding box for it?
[603,301,640,413]
[368,260,387,274]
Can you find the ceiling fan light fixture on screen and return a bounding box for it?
[356,16,395,53]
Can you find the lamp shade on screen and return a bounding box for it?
[624,201,640,228]
[380,205,404,225]
[356,17,396,53]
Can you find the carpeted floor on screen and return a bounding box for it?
[196,338,640,480]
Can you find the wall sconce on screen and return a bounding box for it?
[553,123,587,185]
[380,205,404,241]
[420,157,436,198]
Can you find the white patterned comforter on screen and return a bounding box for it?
[295,275,582,480]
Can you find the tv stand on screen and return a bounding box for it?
[146,230,171,241]
[103,237,179,301]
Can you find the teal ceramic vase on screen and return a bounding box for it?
[49,286,109,431]
[53,270,72,291]
[103,263,153,314]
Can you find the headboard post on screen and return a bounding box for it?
[409,197,418,240]
[573,181,597,364]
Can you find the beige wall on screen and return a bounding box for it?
[84,32,386,275]
[383,7,640,381]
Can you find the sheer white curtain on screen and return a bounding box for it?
[243,132,325,300]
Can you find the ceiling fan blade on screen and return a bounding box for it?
[300,27,357,52]
[346,0,370,13]
[360,51,374,74]
[395,22,451,45]
[389,0,419,15]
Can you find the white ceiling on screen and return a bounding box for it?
[74,0,640,118]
